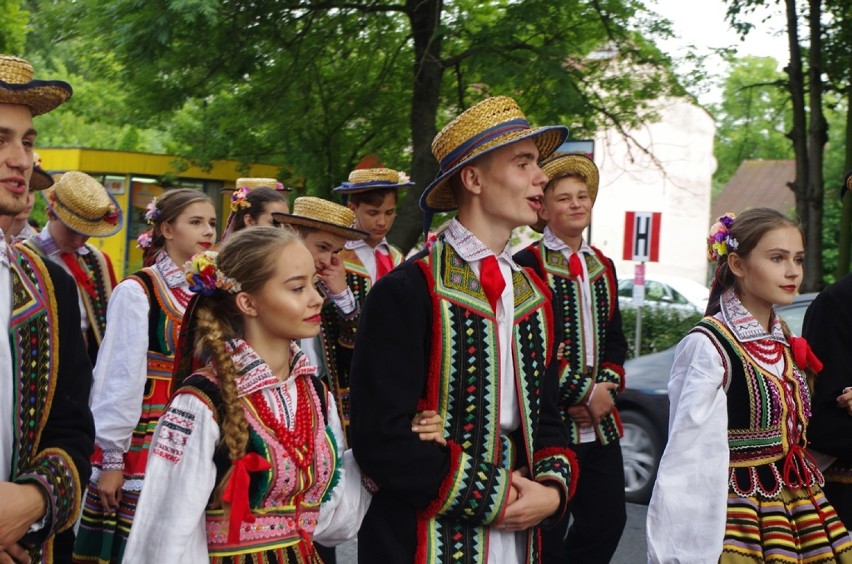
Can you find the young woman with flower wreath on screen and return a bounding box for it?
[220,178,291,241]
[647,207,852,563]
[121,227,443,563]
[73,188,217,563]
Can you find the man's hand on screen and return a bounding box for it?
[319,254,348,295]
[837,387,852,415]
[411,410,447,446]
[0,543,32,564]
[0,482,46,549]
[96,470,124,513]
[587,382,618,425]
[497,472,560,531]
[566,406,592,427]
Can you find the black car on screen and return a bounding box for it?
[617,292,818,504]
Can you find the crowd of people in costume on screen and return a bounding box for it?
[3,52,852,564]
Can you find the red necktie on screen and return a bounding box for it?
[60,252,97,298]
[480,255,506,312]
[375,249,394,280]
[569,252,584,280]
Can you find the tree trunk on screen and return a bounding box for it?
[784,0,812,280]
[804,0,826,291]
[391,0,444,253]
[836,80,852,278]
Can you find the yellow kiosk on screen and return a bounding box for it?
[38,148,281,276]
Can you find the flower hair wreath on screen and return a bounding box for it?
[230,187,252,213]
[185,251,242,296]
[144,197,161,224]
[707,212,739,261]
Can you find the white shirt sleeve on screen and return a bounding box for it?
[313,392,372,546]
[124,393,218,564]
[646,332,730,564]
[90,278,151,453]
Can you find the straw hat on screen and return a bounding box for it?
[420,96,568,213]
[235,177,290,192]
[272,197,367,240]
[540,153,600,204]
[843,170,852,200]
[0,55,72,116]
[29,165,53,191]
[333,167,414,194]
[44,171,123,237]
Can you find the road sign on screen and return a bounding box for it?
[623,211,662,262]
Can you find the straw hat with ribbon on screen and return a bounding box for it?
[540,152,600,204]
[45,171,123,237]
[235,177,291,192]
[272,197,367,240]
[0,55,72,116]
[333,167,414,195]
[419,96,569,214]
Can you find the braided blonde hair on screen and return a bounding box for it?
[191,227,303,462]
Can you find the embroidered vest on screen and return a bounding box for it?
[341,245,404,305]
[532,242,622,444]
[20,240,115,345]
[692,318,820,498]
[176,372,339,555]
[9,245,81,542]
[414,240,553,564]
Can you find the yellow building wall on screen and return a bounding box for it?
[38,148,281,277]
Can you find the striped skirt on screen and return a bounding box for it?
[722,485,852,563]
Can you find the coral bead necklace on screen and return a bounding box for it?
[250,376,315,469]
[744,339,784,365]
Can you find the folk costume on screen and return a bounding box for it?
[647,289,852,563]
[333,167,411,299]
[123,340,370,563]
[272,197,368,447]
[515,229,627,563]
[350,220,576,564]
[805,270,852,528]
[24,172,122,365]
[1,235,94,563]
[73,250,191,563]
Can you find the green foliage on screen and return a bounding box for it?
[0,0,28,53]
[709,55,794,191]
[621,306,701,358]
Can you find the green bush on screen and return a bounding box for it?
[621,307,701,358]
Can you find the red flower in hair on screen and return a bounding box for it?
[103,206,120,225]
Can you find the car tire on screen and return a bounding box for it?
[620,409,662,504]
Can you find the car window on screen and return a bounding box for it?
[778,304,807,335]
[669,288,689,305]
[618,279,633,298]
[646,281,666,301]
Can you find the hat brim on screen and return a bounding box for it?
[333,181,415,194]
[0,80,72,116]
[29,166,54,191]
[44,187,123,237]
[541,154,600,204]
[420,124,569,213]
[271,212,368,241]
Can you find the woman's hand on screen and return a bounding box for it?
[96,470,125,513]
[411,410,447,446]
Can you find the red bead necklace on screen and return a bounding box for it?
[744,339,784,365]
[250,376,315,469]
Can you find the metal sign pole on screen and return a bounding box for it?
[633,261,646,358]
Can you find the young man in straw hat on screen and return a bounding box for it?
[0,54,94,563]
[515,153,628,563]
[23,171,121,366]
[333,167,411,301]
[349,96,577,564]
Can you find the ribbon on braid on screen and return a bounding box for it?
[222,452,272,543]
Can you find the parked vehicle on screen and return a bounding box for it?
[617,275,710,315]
[617,292,818,504]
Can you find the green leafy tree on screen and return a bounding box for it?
[0,0,28,53]
[710,56,793,191]
[28,0,683,251]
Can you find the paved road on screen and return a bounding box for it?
[333,503,648,563]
